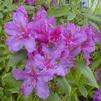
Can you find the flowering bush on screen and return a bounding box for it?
[1,0,101,101]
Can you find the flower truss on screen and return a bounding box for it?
[4,6,101,99]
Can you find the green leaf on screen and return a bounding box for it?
[17,95,25,101]
[83,13,101,23]
[79,86,88,97]
[48,6,68,17]
[8,50,26,67]
[17,94,34,101]
[71,92,79,101]
[0,87,4,98]
[56,77,71,96]
[67,12,76,21]
[24,5,34,10]
[0,26,2,33]
[88,0,93,8]
[54,93,61,101]
[48,92,61,101]
[91,59,101,70]
[77,63,98,88]
[2,73,21,93]
[90,0,99,13]
[0,12,3,18]
[1,96,12,101]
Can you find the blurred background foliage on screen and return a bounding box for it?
[0,0,101,101]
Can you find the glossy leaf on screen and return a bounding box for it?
[56,77,71,95]
[2,73,21,93]
[79,86,88,97]
[8,50,26,67]
[77,63,98,88]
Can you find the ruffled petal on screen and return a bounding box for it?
[20,78,35,98]
[6,36,23,52]
[38,70,53,82]
[13,12,28,28]
[24,38,35,52]
[12,68,26,80]
[36,80,50,99]
[16,6,28,18]
[4,22,20,36]
[54,65,67,76]
[32,10,47,21]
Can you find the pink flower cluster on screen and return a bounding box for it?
[4,6,101,99]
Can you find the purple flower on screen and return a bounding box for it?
[32,9,55,25]
[27,53,45,70]
[25,0,37,5]
[4,6,35,53]
[28,51,68,77]
[32,9,47,21]
[82,39,95,65]
[41,43,72,76]
[63,23,86,57]
[6,6,101,100]
[49,25,64,43]
[93,89,101,101]
[36,24,74,76]
[81,25,101,64]
[27,38,71,77]
[12,66,53,99]
[28,9,55,43]
[85,25,101,43]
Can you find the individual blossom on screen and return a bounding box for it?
[93,89,101,101]
[12,64,53,99]
[42,43,73,77]
[4,6,35,53]
[81,25,101,65]
[32,9,55,25]
[63,23,86,57]
[29,9,55,43]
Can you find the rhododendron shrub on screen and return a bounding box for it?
[4,5,101,99]
[1,0,101,101]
